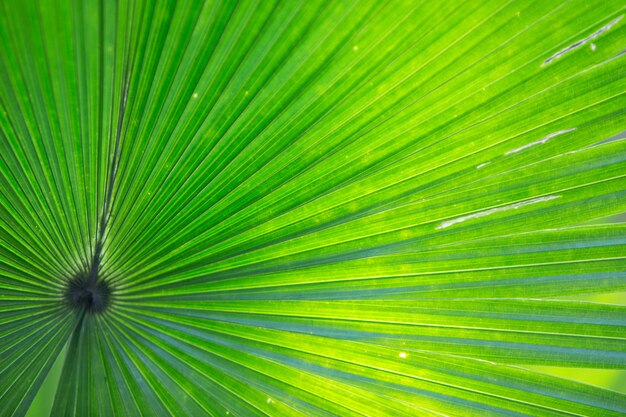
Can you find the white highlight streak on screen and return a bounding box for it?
[476,162,491,169]
[436,196,560,230]
[505,128,576,155]
[543,16,623,65]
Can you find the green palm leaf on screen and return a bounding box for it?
[1,0,625,416]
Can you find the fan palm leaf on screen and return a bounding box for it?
[1,0,625,416]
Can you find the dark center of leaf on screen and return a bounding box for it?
[65,274,111,314]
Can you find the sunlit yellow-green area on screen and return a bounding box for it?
[529,292,626,395]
